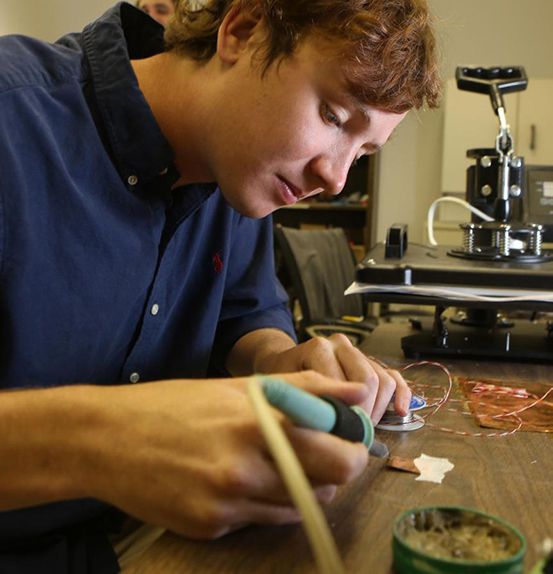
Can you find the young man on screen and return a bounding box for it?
[0,0,440,571]
[136,0,176,27]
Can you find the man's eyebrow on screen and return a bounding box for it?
[341,91,395,151]
[352,106,385,151]
[340,88,370,121]
[357,105,371,124]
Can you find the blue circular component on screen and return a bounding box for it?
[409,394,427,411]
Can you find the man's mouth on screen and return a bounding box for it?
[278,176,304,203]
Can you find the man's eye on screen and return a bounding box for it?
[322,104,341,127]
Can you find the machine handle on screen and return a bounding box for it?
[530,124,536,151]
[455,66,528,114]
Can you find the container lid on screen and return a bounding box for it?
[393,506,526,574]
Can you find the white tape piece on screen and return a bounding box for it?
[414,453,454,484]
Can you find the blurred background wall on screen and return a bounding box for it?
[3,0,553,245]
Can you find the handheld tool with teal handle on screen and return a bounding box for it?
[260,376,387,457]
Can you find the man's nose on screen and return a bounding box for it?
[309,153,351,196]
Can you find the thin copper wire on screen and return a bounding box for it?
[491,386,553,419]
[366,355,553,437]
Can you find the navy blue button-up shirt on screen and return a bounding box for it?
[0,3,294,388]
[0,1,295,567]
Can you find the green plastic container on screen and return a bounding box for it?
[393,506,526,574]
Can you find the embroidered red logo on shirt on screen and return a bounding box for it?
[212,251,224,273]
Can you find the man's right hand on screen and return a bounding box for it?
[91,373,369,538]
[0,372,369,539]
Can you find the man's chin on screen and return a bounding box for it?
[226,199,276,219]
[242,208,275,219]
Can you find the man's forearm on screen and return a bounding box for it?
[225,328,297,376]
[0,385,110,510]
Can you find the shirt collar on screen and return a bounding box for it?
[79,2,175,187]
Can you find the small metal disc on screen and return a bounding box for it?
[376,413,425,432]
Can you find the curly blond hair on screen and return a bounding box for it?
[165,0,441,113]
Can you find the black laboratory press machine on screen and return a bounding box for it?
[356,66,553,362]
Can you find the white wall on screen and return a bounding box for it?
[1,0,117,40]
[4,0,553,245]
[375,0,553,244]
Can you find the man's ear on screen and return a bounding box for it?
[217,4,262,64]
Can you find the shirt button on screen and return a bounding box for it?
[129,372,140,384]
[127,174,138,186]
[150,303,159,316]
